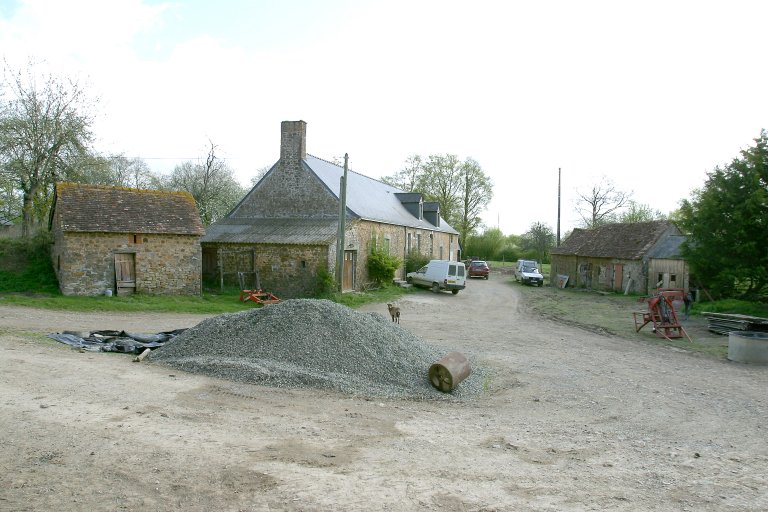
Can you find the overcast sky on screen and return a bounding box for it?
[2,0,766,235]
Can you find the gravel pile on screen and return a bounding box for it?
[150,299,484,400]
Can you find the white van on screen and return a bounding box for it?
[406,260,466,294]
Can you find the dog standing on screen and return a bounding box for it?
[387,303,401,324]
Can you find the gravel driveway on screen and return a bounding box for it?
[1,275,766,511]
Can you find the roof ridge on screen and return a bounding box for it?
[306,154,401,191]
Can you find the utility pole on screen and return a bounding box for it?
[335,154,349,292]
[557,167,561,247]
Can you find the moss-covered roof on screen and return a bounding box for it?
[551,221,679,259]
[53,182,205,235]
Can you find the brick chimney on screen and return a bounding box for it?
[280,120,307,165]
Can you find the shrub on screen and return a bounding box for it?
[0,232,59,294]
[313,267,337,297]
[405,250,430,274]
[367,248,401,285]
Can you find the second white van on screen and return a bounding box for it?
[406,260,466,294]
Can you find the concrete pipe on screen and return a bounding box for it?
[429,351,471,392]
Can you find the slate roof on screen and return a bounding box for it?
[550,221,678,259]
[52,182,205,235]
[202,154,459,245]
[200,217,338,244]
[306,155,459,233]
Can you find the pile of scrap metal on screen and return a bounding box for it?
[702,312,768,335]
[47,329,186,354]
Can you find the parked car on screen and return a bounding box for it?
[406,259,466,294]
[467,260,490,279]
[514,259,538,279]
[517,264,544,286]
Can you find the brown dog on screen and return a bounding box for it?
[387,303,400,324]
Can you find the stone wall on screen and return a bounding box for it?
[203,243,329,298]
[52,231,202,296]
[353,220,458,284]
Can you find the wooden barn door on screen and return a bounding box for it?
[114,253,136,296]
[342,251,356,291]
[613,264,623,292]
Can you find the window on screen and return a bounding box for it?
[670,274,677,284]
[383,236,391,254]
[416,234,422,252]
[407,233,412,253]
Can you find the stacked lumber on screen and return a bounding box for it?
[702,312,768,335]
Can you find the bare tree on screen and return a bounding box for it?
[618,200,665,223]
[108,155,155,189]
[165,141,246,226]
[575,177,632,228]
[0,61,96,236]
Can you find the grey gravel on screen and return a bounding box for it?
[150,299,485,400]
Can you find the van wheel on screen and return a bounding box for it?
[452,289,459,295]
[431,283,440,293]
[406,276,413,284]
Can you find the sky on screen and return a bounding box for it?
[1,0,766,236]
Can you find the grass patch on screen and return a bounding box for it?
[505,276,748,360]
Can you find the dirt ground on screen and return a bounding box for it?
[1,275,766,511]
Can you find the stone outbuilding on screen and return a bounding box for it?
[201,120,461,298]
[49,182,205,296]
[549,220,689,294]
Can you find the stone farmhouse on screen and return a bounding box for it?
[201,120,461,297]
[549,220,689,294]
[49,183,205,296]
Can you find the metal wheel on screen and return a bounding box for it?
[431,282,440,293]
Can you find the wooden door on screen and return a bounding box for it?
[115,253,136,296]
[613,264,623,292]
[342,251,356,291]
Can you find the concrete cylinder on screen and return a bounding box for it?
[429,351,471,392]
[728,331,768,365]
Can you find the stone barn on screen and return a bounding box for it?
[201,120,461,298]
[49,183,205,296]
[550,220,689,294]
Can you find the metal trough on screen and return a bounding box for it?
[728,331,768,365]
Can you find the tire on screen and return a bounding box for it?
[484,275,489,280]
[406,276,413,284]
[431,283,440,293]
[452,289,459,295]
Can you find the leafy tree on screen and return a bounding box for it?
[250,166,272,188]
[463,227,506,261]
[520,222,556,264]
[0,62,96,236]
[618,201,665,223]
[678,130,768,299]
[456,158,493,249]
[164,141,246,226]
[382,153,493,247]
[380,154,422,192]
[575,177,632,228]
[0,172,22,222]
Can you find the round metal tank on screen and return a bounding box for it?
[728,331,768,365]
[429,351,471,392]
